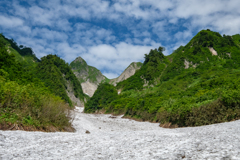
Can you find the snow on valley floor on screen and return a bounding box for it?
[1,107,240,160]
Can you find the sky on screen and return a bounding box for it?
[1,0,240,79]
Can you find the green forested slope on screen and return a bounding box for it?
[85,29,240,127]
[116,47,169,91]
[84,83,118,113]
[0,34,39,67]
[0,33,88,131]
[233,34,240,47]
[35,55,86,107]
[0,41,73,131]
[0,33,86,107]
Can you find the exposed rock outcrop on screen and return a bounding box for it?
[70,57,142,96]
[110,62,142,86]
[209,47,218,56]
[81,81,98,97]
[66,80,84,107]
[70,57,108,97]
[184,59,197,69]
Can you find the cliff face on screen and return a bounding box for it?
[80,81,98,97]
[70,57,142,96]
[66,80,84,107]
[70,57,108,97]
[110,62,142,86]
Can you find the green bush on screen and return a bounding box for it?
[0,38,74,131]
[84,83,118,113]
[0,77,72,129]
[35,55,85,106]
[117,47,169,91]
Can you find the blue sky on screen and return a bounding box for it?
[1,0,240,78]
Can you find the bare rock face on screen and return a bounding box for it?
[66,80,84,107]
[70,57,142,96]
[81,81,98,97]
[70,57,108,97]
[208,47,218,56]
[110,62,142,86]
[184,59,197,69]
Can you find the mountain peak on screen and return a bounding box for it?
[110,62,143,86]
[70,57,108,97]
[73,56,86,63]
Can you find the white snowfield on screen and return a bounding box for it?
[1,107,240,160]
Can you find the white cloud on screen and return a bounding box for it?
[56,42,86,62]
[102,72,119,79]
[88,44,117,60]
[80,42,161,78]
[30,7,51,24]
[72,24,116,45]
[32,28,68,41]
[174,30,193,40]
[2,0,240,79]
[214,15,240,35]
[0,15,24,28]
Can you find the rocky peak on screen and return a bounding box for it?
[110,62,142,86]
[70,56,108,97]
[74,57,86,63]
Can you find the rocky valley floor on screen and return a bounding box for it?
[0,107,240,159]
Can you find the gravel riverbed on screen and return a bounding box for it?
[0,107,240,159]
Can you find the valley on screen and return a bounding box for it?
[0,107,239,159]
[1,1,240,159]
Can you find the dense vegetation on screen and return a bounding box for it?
[85,29,240,127]
[0,34,39,67]
[35,55,85,107]
[116,47,169,91]
[84,83,118,113]
[0,41,73,131]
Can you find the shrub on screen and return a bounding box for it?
[0,77,72,130]
[84,83,118,113]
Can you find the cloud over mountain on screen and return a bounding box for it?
[1,0,240,78]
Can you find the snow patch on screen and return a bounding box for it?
[1,107,240,159]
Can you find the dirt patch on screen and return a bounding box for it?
[0,122,75,132]
[109,116,117,119]
[159,122,178,128]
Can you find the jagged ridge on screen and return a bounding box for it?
[110,62,142,86]
[70,57,108,97]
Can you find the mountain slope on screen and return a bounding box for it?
[0,34,86,107]
[35,55,86,107]
[233,34,240,48]
[85,29,240,127]
[110,62,142,86]
[116,47,169,91]
[161,30,240,82]
[0,34,39,67]
[70,57,108,97]
[0,39,73,131]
